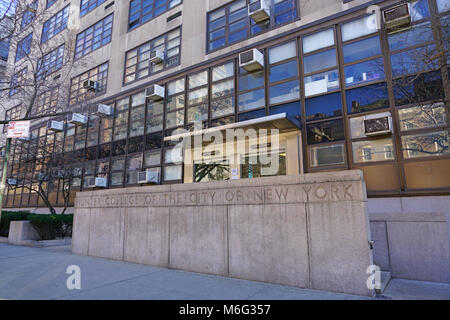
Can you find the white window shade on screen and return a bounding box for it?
[341,14,378,42]
[269,41,297,64]
[302,29,334,54]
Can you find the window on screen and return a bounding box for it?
[188,70,209,124]
[238,65,265,112]
[74,123,87,150]
[46,0,57,8]
[307,120,345,145]
[207,0,297,52]
[81,0,107,16]
[113,97,129,141]
[37,44,64,80]
[398,103,447,131]
[69,62,109,105]
[87,114,99,147]
[352,138,395,163]
[212,62,235,118]
[10,67,27,96]
[41,5,70,43]
[309,144,345,167]
[344,58,385,87]
[124,28,181,84]
[129,92,146,137]
[402,131,449,158]
[341,14,378,42]
[343,36,381,64]
[408,0,430,22]
[21,1,38,30]
[305,92,342,121]
[390,45,438,78]
[268,41,299,105]
[303,49,336,74]
[437,0,450,13]
[35,87,58,115]
[15,33,32,62]
[393,71,444,106]
[302,28,334,54]
[128,0,182,30]
[304,70,339,97]
[388,22,433,52]
[75,14,113,59]
[346,82,389,114]
[99,113,113,144]
[3,105,22,133]
[64,123,76,152]
[165,78,185,129]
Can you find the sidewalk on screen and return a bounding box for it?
[0,243,449,300]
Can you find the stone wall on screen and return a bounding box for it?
[72,170,374,296]
[368,197,450,283]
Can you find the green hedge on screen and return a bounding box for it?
[0,211,31,237]
[28,214,73,240]
[0,211,73,240]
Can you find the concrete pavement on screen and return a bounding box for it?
[0,243,449,300]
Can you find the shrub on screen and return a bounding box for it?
[0,211,31,237]
[28,214,73,240]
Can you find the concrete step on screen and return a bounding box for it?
[376,271,392,295]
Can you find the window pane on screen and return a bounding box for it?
[189,71,208,88]
[269,41,297,64]
[437,0,450,12]
[168,78,185,95]
[212,62,234,81]
[352,138,395,163]
[212,97,234,118]
[341,14,378,42]
[305,92,342,121]
[402,131,449,158]
[346,83,389,114]
[344,58,385,87]
[309,144,345,167]
[303,49,336,74]
[307,120,345,145]
[390,45,438,78]
[304,70,339,97]
[239,71,264,91]
[269,101,301,127]
[388,22,433,52]
[164,165,182,180]
[343,36,381,64]
[238,88,265,111]
[269,60,298,83]
[398,103,447,131]
[269,80,300,104]
[409,0,430,21]
[303,29,334,54]
[393,71,444,106]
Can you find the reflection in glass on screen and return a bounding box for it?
[402,131,449,158]
[305,92,342,121]
[398,103,447,131]
[352,138,395,163]
[309,144,345,167]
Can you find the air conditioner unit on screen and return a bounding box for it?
[67,113,87,125]
[364,114,393,137]
[384,3,411,34]
[146,84,165,101]
[7,178,17,185]
[83,80,99,92]
[95,104,113,116]
[239,48,264,72]
[47,120,64,132]
[88,177,107,188]
[138,169,160,184]
[150,50,165,64]
[249,0,271,23]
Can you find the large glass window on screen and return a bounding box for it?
[188,71,209,124]
[344,58,385,87]
[124,28,181,84]
[393,71,445,106]
[346,83,389,114]
[81,0,107,16]
[352,138,395,163]
[9,67,27,96]
[398,103,447,131]
[129,92,146,137]
[388,21,433,52]
[37,44,64,80]
[15,33,32,62]
[113,98,129,141]
[309,144,345,167]
[302,28,334,54]
[307,120,345,145]
[147,99,164,133]
[341,14,378,42]
[21,1,38,30]
[207,0,297,52]
[35,87,58,115]
[75,14,113,60]
[402,131,449,158]
[166,78,185,129]
[304,70,339,97]
[212,62,235,119]
[69,62,108,105]
[41,5,70,43]
[390,45,438,78]
[128,0,182,30]
[343,36,381,64]
[305,92,342,121]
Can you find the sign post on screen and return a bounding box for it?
[0,121,30,225]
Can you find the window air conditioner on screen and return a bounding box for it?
[47,120,64,132]
[239,48,264,72]
[150,50,165,64]
[67,113,87,125]
[88,177,107,188]
[249,0,271,23]
[384,3,411,34]
[364,114,393,137]
[146,84,165,101]
[138,169,160,184]
[83,80,99,92]
[95,104,113,116]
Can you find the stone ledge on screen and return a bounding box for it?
[369,211,447,222]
